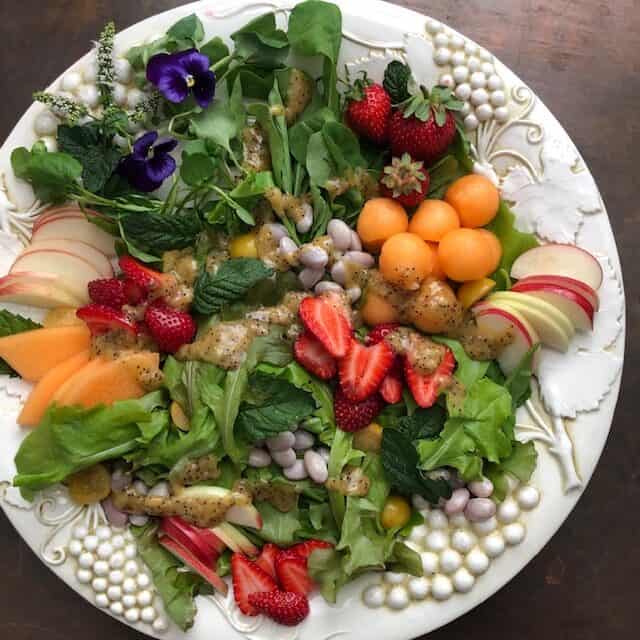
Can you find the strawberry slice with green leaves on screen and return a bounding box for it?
[76,304,137,335]
[404,347,455,408]
[255,543,280,582]
[289,539,333,561]
[275,550,314,595]
[118,255,172,295]
[231,552,278,616]
[299,293,352,358]
[293,332,337,380]
[339,338,394,402]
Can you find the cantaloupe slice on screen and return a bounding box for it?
[54,351,159,409]
[0,325,91,381]
[51,357,105,405]
[18,350,91,427]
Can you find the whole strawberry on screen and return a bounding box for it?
[389,85,462,165]
[248,591,309,626]
[379,154,430,208]
[345,75,392,145]
[88,278,127,309]
[144,303,196,353]
[334,387,385,432]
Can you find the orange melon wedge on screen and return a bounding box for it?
[0,325,91,381]
[18,350,90,427]
[54,351,159,409]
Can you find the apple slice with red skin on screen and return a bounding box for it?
[32,214,116,256]
[159,535,228,595]
[11,250,101,302]
[24,239,113,278]
[32,205,85,232]
[510,282,594,331]
[212,522,259,557]
[0,272,83,308]
[510,243,603,291]
[512,275,599,311]
[160,517,225,566]
[473,302,540,375]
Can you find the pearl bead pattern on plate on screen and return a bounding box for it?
[384,571,406,585]
[363,584,386,608]
[386,586,410,609]
[114,58,132,83]
[137,573,151,589]
[455,83,472,101]
[153,618,168,632]
[451,529,476,554]
[440,74,455,88]
[428,510,449,530]
[494,106,510,122]
[77,569,92,584]
[68,539,83,557]
[481,61,495,75]
[84,535,99,551]
[426,18,441,34]
[473,515,498,535]
[125,608,141,623]
[34,111,59,137]
[450,34,465,50]
[517,486,540,510]
[464,114,479,131]
[431,575,454,600]
[451,51,466,67]
[122,594,137,608]
[110,602,124,616]
[426,530,449,552]
[433,32,449,48]
[482,532,506,558]
[409,523,428,543]
[95,593,110,608]
[93,560,109,577]
[448,512,468,528]
[421,551,439,575]
[77,85,100,108]
[470,71,487,89]
[452,568,475,593]
[439,549,462,574]
[408,577,430,600]
[141,607,156,623]
[465,549,490,575]
[92,577,108,592]
[497,498,520,524]
[467,56,481,72]
[434,48,452,65]
[503,522,526,545]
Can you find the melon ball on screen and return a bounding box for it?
[357,198,409,252]
[438,228,500,281]
[445,174,500,228]
[380,233,434,290]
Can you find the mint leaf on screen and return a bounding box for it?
[381,428,451,503]
[0,310,41,376]
[120,210,203,256]
[397,405,446,440]
[193,258,273,314]
[236,372,316,442]
[383,61,412,104]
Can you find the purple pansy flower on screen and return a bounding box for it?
[146,49,216,109]
[118,131,178,192]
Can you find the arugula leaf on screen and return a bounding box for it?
[14,392,166,489]
[327,430,363,526]
[504,346,538,408]
[433,336,491,390]
[485,441,538,501]
[132,522,210,630]
[11,146,82,203]
[192,258,273,314]
[288,1,342,113]
[0,310,41,375]
[236,372,316,442]
[212,365,247,463]
[486,201,539,289]
[381,429,452,502]
[57,124,121,193]
[119,210,203,256]
[383,61,412,104]
[166,14,205,47]
[254,501,302,545]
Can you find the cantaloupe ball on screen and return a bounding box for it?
[476,229,502,265]
[438,228,500,281]
[427,242,447,279]
[445,174,500,228]
[379,233,434,290]
[361,292,400,326]
[409,199,460,242]
[357,198,409,252]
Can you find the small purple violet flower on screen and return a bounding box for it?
[146,49,216,109]
[118,131,178,192]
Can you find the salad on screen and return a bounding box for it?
[0,1,604,630]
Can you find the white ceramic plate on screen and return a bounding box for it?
[0,1,625,639]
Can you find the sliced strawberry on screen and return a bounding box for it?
[293,332,337,380]
[380,369,403,404]
[299,293,352,358]
[88,278,126,308]
[255,543,280,582]
[339,338,394,402]
[289,539,333,561]
[76,303,137,335]
[145,303,196,353]
[123,278,146,305]
[404,347,455,408]
[334,388,385,432]
[231,552,278,616]
[275,550,314,595]
[365,323,401,346]
[118,255,170,294]
[248,590,310,626]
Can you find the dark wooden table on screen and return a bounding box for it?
[0,1,636,638]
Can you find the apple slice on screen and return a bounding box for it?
[211,522,259,557]
[32,215,116,257]
[473,302,540,375]
[159,535,228,594]
[488,291,574,352]
[511,244,603,291]
[11,251,101,302]
[33,207,85,232]
[23,239,113,278]
[510,281,594,331]
[0,272,83,308]
[160,517,222,566]
[511,275,599,311]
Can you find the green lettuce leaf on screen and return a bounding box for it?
[254,502,302,546]
[485,441,538,501]
[132,523,211,631]
[433,336,490,390]
[0,309,41,375]
[14,392,166,489]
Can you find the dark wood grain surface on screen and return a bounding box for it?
[0,1,636,638]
